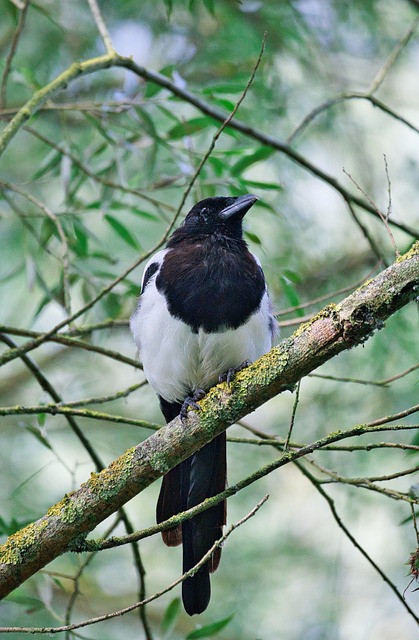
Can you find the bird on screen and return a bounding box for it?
[130,193,276,615]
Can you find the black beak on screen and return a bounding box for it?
[219,194,258,220]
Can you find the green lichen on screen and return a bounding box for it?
[149,450,173,474]
[0,518,48,565]
[396,240,418,262]
[46,491,84,523]
[88,446,137,501]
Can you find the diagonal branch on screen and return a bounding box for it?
[0,242,417,598]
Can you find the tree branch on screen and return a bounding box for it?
[0,242,417,598]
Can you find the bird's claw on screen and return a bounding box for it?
[180,388,206,421]
[218,359,251,384]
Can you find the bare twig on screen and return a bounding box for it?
[0,179,72,316]
[310,363,419,388]
[308,373,389,387]
[0,402,161,430]
[0,324,142,369]
[277,263,381,317]
[0,0,31,108]
[295,461,419,624]
[343,168,399,258]
[343,195,386,264]
[0,497,268,634]
[379,363,419,385]
[368,17,419,94]
[86,0,114,54]
[284,380,300,451]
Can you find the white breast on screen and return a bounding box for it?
[131,271,275,403]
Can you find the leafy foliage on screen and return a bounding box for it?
[0,0,418,638]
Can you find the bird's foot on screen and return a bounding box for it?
[218,360,251,385]
[180,388,206,421]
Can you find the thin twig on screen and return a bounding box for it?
[0,402,161,430]
[0,0,31,108]
[343,195,386,264]
[58,382,147,408]
[284,380,300,451]
[295,461,419,624]
[308,373,388,387]
[343,168,399,258]
[310,363,419,387]
[86,0,114,54]
[64,515,122,637]
[74,415,419,554]
[0,179,72,316]
[277,263,381,316]
[307,458,417,504]
[0,497,268,634]
[229,434,419,453]
[379,363,419,385]
[368,17,419,94]
[0,324,142,369]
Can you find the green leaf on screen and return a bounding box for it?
[186,613,234,638]
[25,425,52,451]
[161,598,181,637]
[244,230,262,245]
[5,593,45,613]
[202,83,247,95]
[211,97,236,112]
[208,157,226,177]
[101,292,123,319]
[231,147,274,176]
[163,0,173,18]
[135,107,159,140]
[241,179,283,191]
[73,220,89,257]
[83,113,116,145]
[203,0,216,15]
[31,149,61,181]
[37,412,46,427]
[127,208,160,222]
[39,218,56,247]
[110,201,159,222]
[104,214,140,250]
[167,117,218,140]
[280,275,303,315]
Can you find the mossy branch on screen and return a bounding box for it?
[0,242,417,598]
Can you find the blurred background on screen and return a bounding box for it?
[0,0,418,638]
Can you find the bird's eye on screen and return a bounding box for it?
[200,207,209,222]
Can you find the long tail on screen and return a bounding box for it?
[157,397,226,615]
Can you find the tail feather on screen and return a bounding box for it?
[157,396,226,615]
[181,434,226,615]
[157,468,182,546]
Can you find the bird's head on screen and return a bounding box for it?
[179,194,258,239]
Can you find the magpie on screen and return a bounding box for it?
[130,194,276,615]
